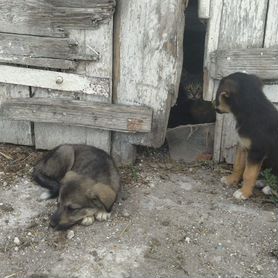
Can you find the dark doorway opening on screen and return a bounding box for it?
[168,0,216,128]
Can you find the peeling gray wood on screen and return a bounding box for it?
[113,0,186,147]
[210,48,278,80]
[263,0,278,107]
[202,0,223,101]
[0,0,116,30]
[111,133,136,166]
[198,0,210,19]
[0,84,33,146]
[0,33,99,62]
[263,0,278,48]
[0,65,110,97]
[0,22,67,37]
[1,98,152,133]
[33,23,114,152]
[0,55,77,70]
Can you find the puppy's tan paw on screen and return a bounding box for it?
[81,216,95,226]
[95,211,111,222]
[221,175,240,186]
[233,189,248,200]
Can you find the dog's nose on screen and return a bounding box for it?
[50,211,60,228]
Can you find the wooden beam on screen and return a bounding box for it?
[0,33,99,61]
[0,55,77,70]
[198,0,210,19]
[0,0,116,30]
[210,48,278,80]
[0,98,153,133]
[0,65,110,97]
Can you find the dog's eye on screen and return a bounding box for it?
[67,205,78,212]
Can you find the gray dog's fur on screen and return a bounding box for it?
[33,144,120,230]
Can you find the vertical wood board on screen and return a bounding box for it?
[113,0,186,147]
[0,84,33,145]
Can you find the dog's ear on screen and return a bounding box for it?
[90,183,117,212]
[219,91,230,98]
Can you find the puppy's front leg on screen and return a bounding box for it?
[221,146,246,186]
[233,160,261,200]
[95,210,111,221]
[81,208,98,226]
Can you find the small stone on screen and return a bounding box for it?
[185,237,190,244]
[66,230,75,240]
[122,211,130,218]
[27,232,32,236]
[262,186,272,195]
[14,247,19,252]
[256,265,263,272]
[14,237,21,245]
[3,181,7,187]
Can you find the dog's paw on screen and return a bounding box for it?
[221,175,240,186]
[233,189,248,200]
[39,191,52,201]
[95,211,111,222]
[81,216,95,226]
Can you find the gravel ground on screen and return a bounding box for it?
[0,144,277,278]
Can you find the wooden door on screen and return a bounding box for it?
[0,0,152,153]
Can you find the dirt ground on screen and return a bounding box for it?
[0,144,277,278]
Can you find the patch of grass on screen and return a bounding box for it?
[262,169,278,203]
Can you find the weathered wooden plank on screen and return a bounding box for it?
[209,48,278,80]
[0,22,66,38]
[113,0,186,147]
[0,55,77,70]
[0,0,115,30]
[0,98,152,133]
[33,23,114,152]
[198,0,210,19]
[47,0,116,8]
[0,84,33,146]
[0,65,110,97]
[202,0,223,101]
[263,0,278,48]
[0,33,99,61]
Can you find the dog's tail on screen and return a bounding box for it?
[32,170,60,198]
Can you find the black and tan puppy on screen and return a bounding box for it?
[33,144,120,229]
[215,72,278,200]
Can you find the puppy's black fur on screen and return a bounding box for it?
[216,72,278,176]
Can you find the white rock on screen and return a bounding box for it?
[3,181,7,187]
[66,230,75,240]
[14,237,21,245]
[185,237,190,244]
[256,265,263,272]
[262,186,272,195]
